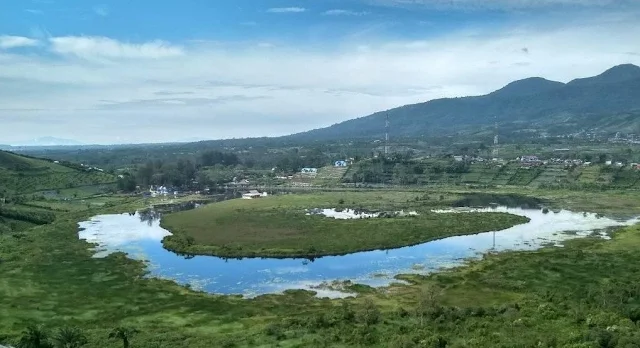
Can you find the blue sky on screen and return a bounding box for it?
[0,0,519,46]
[0,0,639,144]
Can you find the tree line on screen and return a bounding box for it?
[116,148,339,192]
[117,150,240,192]
[8,325,138,348]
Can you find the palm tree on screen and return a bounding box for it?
[52,327,87,348]
[108,327,139,348]
[16,324,52,348]
[16,324,53,348]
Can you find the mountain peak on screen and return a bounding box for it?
[603,63,640,74]
[568,63,640,87]
[489,77,565,98]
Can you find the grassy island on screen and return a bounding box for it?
[160,192,529,258]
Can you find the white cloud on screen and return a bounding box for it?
[267,7,307,13]
[0,36,40,49]
[49,36,184,59]
[25,9,44,15]
[369,0,621,10]
[0,11,639,144]
[323,9,370,16]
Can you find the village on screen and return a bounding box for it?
[139,152,640,200]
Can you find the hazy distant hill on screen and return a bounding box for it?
[289,64,640,141]
[12,137,85,147]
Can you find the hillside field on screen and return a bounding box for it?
[346,158,640,190]
[0,151,116,195]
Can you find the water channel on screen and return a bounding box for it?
[78,203,638,298]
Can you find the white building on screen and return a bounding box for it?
[242,190,268,199]
[301,168,318,175]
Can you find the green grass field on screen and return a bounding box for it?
[160,192,528,258]
[3,189,640,347]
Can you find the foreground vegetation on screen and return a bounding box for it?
[2,188,640,347]
[160,191,528,258]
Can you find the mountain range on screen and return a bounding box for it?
[289,63,640,141]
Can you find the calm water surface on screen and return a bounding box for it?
[78,206,637,298]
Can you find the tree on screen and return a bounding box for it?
[117,175,137,193]
[598,153,608,164]
[53,327,87,348]
[16,324,53,348]
[109,327,139,348]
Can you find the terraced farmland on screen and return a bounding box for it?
[0,150,116,194]
[346,159,640,189]
[312,166,349,186]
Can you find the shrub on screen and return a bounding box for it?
[357,299,381,326]
[264,323,286,340]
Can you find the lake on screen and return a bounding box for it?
[78,206,637,298]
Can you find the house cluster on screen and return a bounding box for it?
[287,160,352,177]
[144,185,179,198]
[519,156,640,169]
[453,155,497,163]
[515,155,542,167]
[300,167,318,175]
[79,163,104,172]
[242,190,268,199]
[224,177,251,187]
[334,158,353,167]
[607,160,640,169]
[608,132,640,144]
[547,158,592,167]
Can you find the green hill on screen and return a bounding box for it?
[0,150,116,195]
[290,64,640,141]
[0,150,118,235]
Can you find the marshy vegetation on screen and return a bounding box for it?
[4,183,640,347]
[4,212,640,347]
[160,191,529,258]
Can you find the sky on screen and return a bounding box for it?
[0,0,639,145]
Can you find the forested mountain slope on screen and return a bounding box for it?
[289,64,640,141]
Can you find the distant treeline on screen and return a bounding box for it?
[117,148,347,192]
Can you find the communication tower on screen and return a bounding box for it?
[385,114,390,156]
[492,116,499,157]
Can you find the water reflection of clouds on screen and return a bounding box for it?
[77,207,637,298]
[78,213,171,250]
